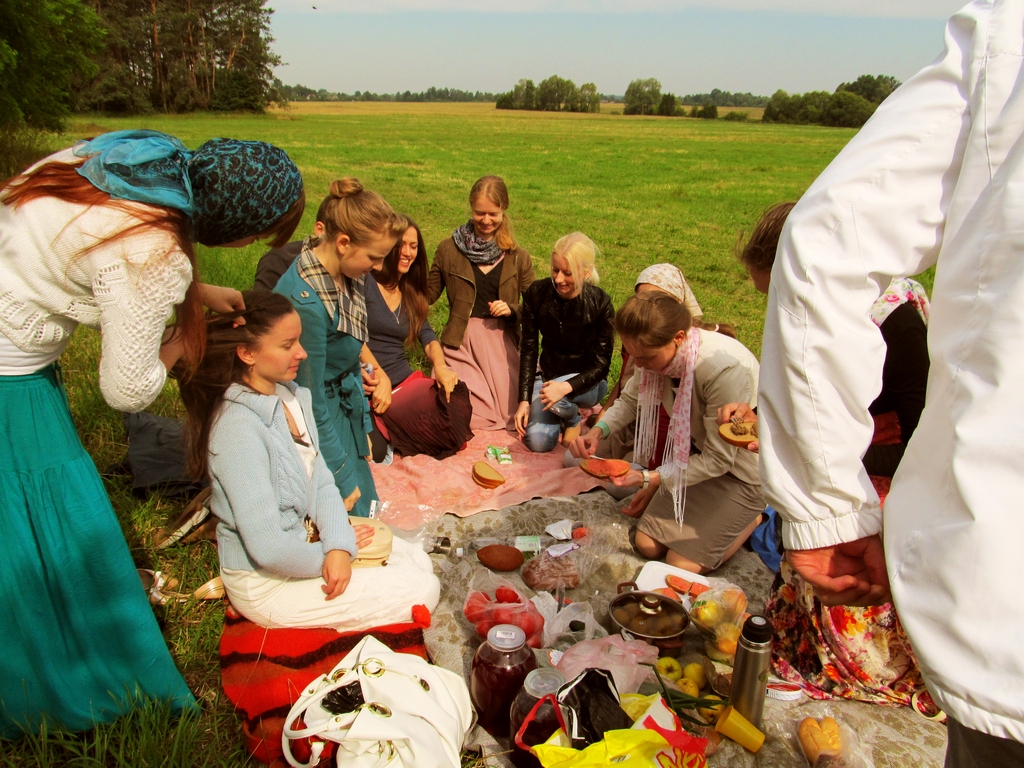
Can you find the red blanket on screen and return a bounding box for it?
[220,609,430,767]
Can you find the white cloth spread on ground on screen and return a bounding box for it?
[758,0,1024,742]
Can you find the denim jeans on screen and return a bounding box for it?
[523,373,608,453]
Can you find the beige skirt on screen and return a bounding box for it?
[444,316,519,432]
[636,473,764,571]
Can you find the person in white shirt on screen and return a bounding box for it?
[757,2,1024,763]
[0,130,304,737]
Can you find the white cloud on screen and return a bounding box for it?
[280,0,966,20]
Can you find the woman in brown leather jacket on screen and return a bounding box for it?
[427,176,535,431]
[514,232,615,452]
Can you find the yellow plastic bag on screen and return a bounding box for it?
[533,728,707,768]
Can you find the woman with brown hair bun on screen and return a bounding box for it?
[363,220,474,459]
[428,175,535,431]
[0,129,304,737]
[275,178,406,517]
[568,290,762,574]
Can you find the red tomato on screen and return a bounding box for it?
[475,619,495,639]
[463,591,492,623]
[526,631,543,649]
[510,610,544,637]
[492,606,517,626]
[495,586,522,604]
[571,527,589,540]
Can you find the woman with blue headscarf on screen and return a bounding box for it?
[0,130,304,737]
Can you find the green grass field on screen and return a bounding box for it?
[5,103,860,766]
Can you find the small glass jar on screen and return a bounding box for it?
[509,668,566,768]
[470,624,538,738]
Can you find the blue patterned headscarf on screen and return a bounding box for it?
[73,130,303,246]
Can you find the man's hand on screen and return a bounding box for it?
[787,534,891,606]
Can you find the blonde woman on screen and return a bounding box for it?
[428,175,535,431]
[514,233,615,452]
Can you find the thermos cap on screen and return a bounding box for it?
[741,614,773,644]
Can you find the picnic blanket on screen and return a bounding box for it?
[219,608,430,767]
[371,430,602,530]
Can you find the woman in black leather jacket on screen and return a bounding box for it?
[514,232,615,452]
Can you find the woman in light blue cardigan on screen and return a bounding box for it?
[178,291,439,631]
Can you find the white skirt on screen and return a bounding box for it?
[222,537,440,632]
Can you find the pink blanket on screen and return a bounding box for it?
[370,431,603,530]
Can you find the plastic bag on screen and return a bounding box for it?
[462,568,545,647]
[532,592,608,649]
[558,668,634,748]
[767,703,874,768]
[534,728,703,768]
[555,635,658,694]
[688,580,748,663]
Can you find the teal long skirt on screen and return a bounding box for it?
[0,365,196,738]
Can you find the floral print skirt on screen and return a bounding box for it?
[765,561,926,706]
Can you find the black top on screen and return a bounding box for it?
[364,275,438,386]
[254,241,302,290]
[864,301,930,477]
[518,279,615,402]
[470,262,503,317]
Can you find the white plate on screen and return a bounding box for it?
[633,561,711,609]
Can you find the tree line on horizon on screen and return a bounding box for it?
[274,83,497,103]
[595,75,899,128]
[495,76,603,113]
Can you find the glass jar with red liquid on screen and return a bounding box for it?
[509,667,566,768]
[470,624,537,738]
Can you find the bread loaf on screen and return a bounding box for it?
[798,717,842,764]
[522,553,580,590]
[476,544,524,572]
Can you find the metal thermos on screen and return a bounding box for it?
[730,614,773,728]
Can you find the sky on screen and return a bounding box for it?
[269,0,968,97]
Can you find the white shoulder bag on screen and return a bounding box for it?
[282,635,473,768]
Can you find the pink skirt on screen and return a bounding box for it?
[444,317,519,432]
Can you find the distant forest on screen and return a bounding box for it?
[274,82,497,103]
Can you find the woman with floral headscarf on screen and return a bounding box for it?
[0,130,304,736]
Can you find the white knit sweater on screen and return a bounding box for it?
[0,149,192,411]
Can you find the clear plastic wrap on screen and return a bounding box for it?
[462,568,546,647]
[531,591,609,649]
[763,702,875,768]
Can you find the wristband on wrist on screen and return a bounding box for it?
[641,469,650,490]
[596,421,611,439]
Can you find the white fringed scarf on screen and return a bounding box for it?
[633,328,701,525]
